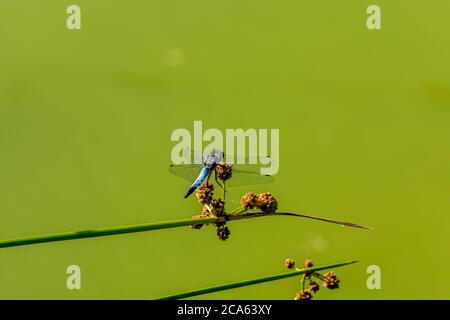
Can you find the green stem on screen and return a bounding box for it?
[313,272,327,281]
[155,260,359,300]
[251,212,372,230]
[230,205,246,214]
[0,212,369,250]
[0,217,218,249]
[222,181,226,201]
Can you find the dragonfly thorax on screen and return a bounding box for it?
[203,150,224,167]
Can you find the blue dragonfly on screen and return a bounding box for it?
[170,149,274,198]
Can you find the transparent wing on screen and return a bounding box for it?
[169,164,203,183]
[223,154,272,165]
[185,147,272,164]
[170,162,274,187]
[224,164,274,187]
[182,147,205,164]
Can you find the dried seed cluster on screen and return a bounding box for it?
[216,223,231,241]
[191,178,231,240]
[212,198,225,217]
[196,180,214,205]
[284,259,341,301]
[323,271,340,289]
[284,258,295,269]
[241,192,258,209]
[189,161,279,242]
[241,192,278,213]
[215,162,232,181]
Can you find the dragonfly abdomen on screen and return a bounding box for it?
[184,166,212,198]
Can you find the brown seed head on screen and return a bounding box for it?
[294,291,312,301]
[196,179,214,205]
[215,162,232,181]
[241,192,258,210]
[323,271,340,289]
[304,259,314,268]
[285,258,296,269]
[256,192,278,213]
[308,282,320,294]
[216,225,231,241]
[212,198,225,216]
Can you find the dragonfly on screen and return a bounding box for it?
[170,149,274,198]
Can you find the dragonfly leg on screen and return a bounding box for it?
[214,172,226,200]
[214,172,223,190]
[222,180,226,201]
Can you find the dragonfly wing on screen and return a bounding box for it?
[170,163,274,187]
[184,147,272,164]
[182,147,207,164]
[225,165,274,187]
[223,154,272,164]
[169,164,203,183]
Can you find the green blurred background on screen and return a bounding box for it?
[0,0,449,299]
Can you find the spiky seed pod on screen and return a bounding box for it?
[212,198,225,216]
[256,192,278,213]
[303,259,314,279]
[304,259,314,268]
[216,225,231,241]
[241,192,259,210]
[285,258,296,269]
[308,282,320,294]
[215,162,232,181]
[294,291,312,301]
[323,271,340,289]
[196,179,214,205]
